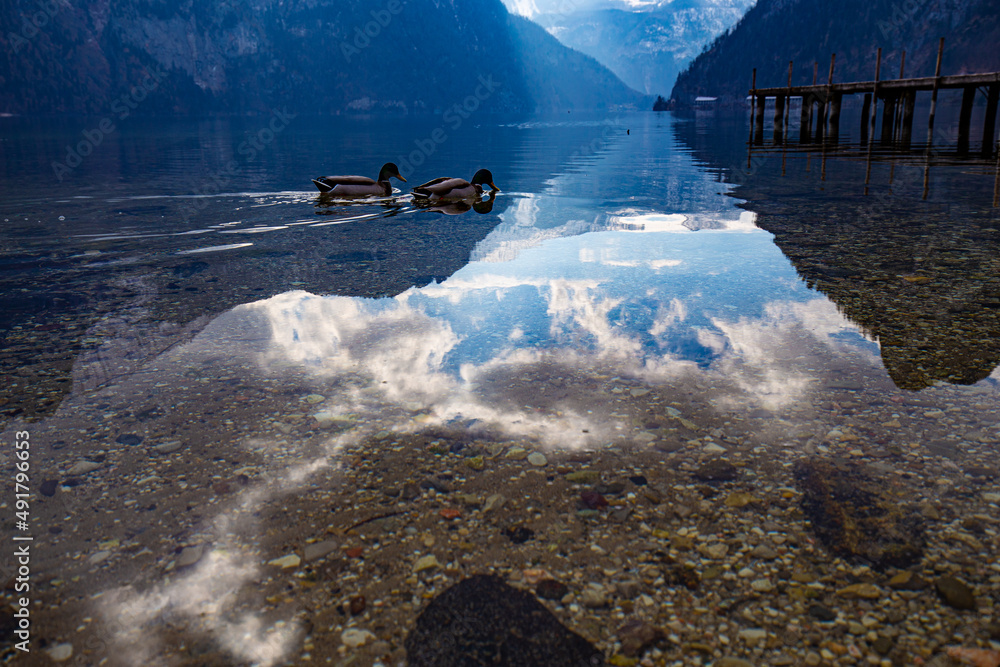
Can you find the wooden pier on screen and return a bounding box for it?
[749,41,1000,155]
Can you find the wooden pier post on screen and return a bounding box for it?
[825,54,837,136]
[869,48,882,145]
[900,91,916,149]
[815,97,827,141]
[926,38,945,148]
[984,84,999,156]
[755,94,766,144]
[860,93,872,143]
[881,95,898,144]
[958,85,976,153]
[894,51,907,140]
[800,94,813,143]
[784,60,793,135]
[749,68,757,147]
[774,94,786,142]
[827,93,842,140]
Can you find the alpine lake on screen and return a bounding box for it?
[1,107,999,666]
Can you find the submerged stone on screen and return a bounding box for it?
[694,459,737,482]
[794,460,924,569]
[406,575,606,666]
[934,575,977,610]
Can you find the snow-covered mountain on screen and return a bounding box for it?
[502,0,756,97]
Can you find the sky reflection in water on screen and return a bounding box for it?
[5,112,998,666]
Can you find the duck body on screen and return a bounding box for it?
[411,169,498,202]
[312,163,406,196]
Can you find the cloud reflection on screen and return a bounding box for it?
[247,227,882,445]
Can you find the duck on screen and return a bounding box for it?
[312,163,406,196]
[411,169,498,201]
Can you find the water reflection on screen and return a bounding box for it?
[5,112,1000,666]
[233,216,884,449]
[674,112,1000,390]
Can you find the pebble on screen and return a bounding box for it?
[566,470,601,483]
[808,604,837,622]
[176,545,204,568]
[88,551,111,565]
[303,540,338,561]
[616,580,642,598]
[700,543,729,559]
[750,579,774,592]
[466,455,484,471]
[724,492,756,508]
[616,619,662,656]
[66,461,101,476]
[268,554,301,569]
[738,628,767,646]
[46,644,73,661]
[703,442,728,454]
[413,554,440,573]
[581,585,607,608]
[505,447,528,460]
[750,544,778,560]
[152,441,182,454]
[580,491,608,509]
[303,394,325,404]
[837,583,882,599]
[536,579,569,600]
[935,575,977,610]
[39,479,58,497]
[527,452,548,467]
[872,636,894,655]
[341,628,375,648]
[887,570,928,590]
[349,595,366,615]
[694,459,737,482]
[483,494,505,512]
[717,659,754,667]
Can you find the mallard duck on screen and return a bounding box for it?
[411,169,498,201]
[312,163,406,196]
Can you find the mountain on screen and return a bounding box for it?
[504,0,755,97]
[0,0,642,115]
[672,0,1000,104]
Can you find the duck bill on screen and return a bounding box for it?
[396,174,407,182]
[488,182,498,191]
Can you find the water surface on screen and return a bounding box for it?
[2,111,999,666]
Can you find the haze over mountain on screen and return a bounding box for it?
[0,0,643,115]
[672,0,1000,104]
[502,0,755,97]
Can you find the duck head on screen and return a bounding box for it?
[471,169,498,192]
[378,162,407,183]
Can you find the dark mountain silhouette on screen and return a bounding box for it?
[672,0,1000,105]
[0,0,643,115]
